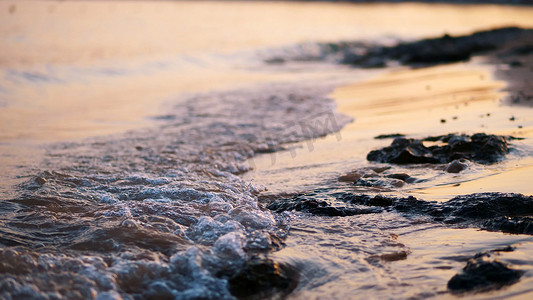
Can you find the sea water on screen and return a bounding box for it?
[2,1,533,299]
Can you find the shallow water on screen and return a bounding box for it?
[3,0,533,143]
[2,1,533,299]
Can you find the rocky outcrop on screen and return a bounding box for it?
[268,191,533,235]
[367,134,509,165]
[344,27,533,67]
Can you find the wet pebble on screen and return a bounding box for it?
[338,172,362,182]
[385,173,416,183]
[445,159,468,173]
[448,257,522,292]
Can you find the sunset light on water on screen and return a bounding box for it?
[1,1,533,299]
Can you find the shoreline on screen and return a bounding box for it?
[246,27,533,298]
[250,27,533,199]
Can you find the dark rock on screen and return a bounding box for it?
[405,193,533,234]
[273,192,533,225]
[266,197,327,213]
[265,28,533,69]
[483,216,533,235]
[367,133,509,165]
[386,27,531,66]
[448,257,523,292]
[343,27,533,68]
[339,194,413,208]
[445,159,468,173]
[500,44,533,57]
[266,196,381,216]
[268,190,533,235]
[342,52,387,68]
[359,56,387,68]
[367,138,439,164]
[413,193,533,234]
[374,133,406,140]
[370,166,391,173]
[444,193,533,220]
[338,172,362,182]
[385,173,412,182]
[340,168,417,186]
[310,206,363,216]
[355,177,404,188]
[392,196,435,214]
[336,193,371,205]
[367,195,394,207]
[228,258,298,299]
[473,246,516,258]
[493,245,516,253]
